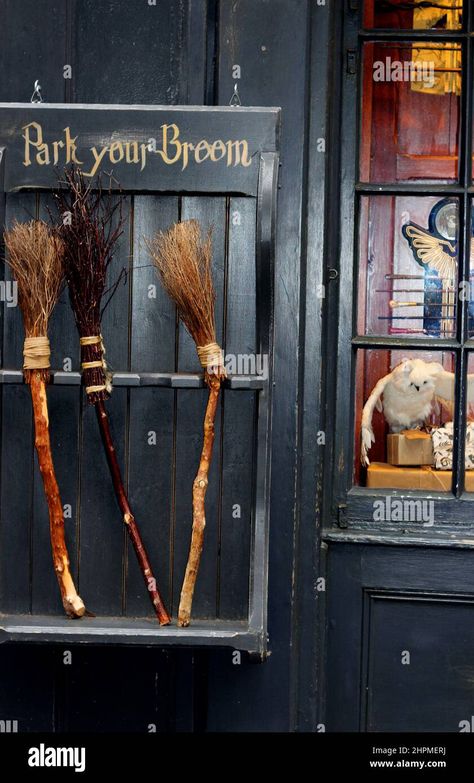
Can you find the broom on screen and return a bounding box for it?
[3,220,86,618]
[147,219,225,627]
[54,168,170,625]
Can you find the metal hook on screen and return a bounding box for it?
[30,80,43,104]
[229,82,241,107]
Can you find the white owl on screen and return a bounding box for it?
[360,359,473,466]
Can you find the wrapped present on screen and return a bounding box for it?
[387,430,434,466]
[367,462,474,491]
[431,422,474,470]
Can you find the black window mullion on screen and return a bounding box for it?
[453,32,473,497]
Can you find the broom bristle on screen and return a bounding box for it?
[4,219,64,337]
[147,219,216,348]
[53,167,125,403]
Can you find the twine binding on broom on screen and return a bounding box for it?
[80,334,113,395]
[23,336,51,370]
[197,342,227,376]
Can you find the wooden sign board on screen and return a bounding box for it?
[0,103,280,195]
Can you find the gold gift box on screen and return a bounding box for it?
[367,462,474,492]
[387,430,434,467]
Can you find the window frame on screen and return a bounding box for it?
[327,0,474,533]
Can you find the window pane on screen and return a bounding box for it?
[358,196,459,338]
[355,348,455,493]
[363,0,464,31]
[361,42,461,183]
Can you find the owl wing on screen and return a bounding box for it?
[402,223,457,281]
[432,366,455,404]
[433,366,474,407]
[361,372,393,467]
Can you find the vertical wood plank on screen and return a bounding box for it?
[130,196,178,374]
[128,387,174,616]
[218,197,256,619]
[73,0,187,104]
[206,0,309,731]
[127,196,179,616]
[0,193,37,614]
[78,389,127,615]
[0,0,68,102]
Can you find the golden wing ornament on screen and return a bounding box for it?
[402,223,457,337]
[402,223,457,281]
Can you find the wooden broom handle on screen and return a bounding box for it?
[29,373,85,618]
[178,373,222,627]
[95,400,170,625]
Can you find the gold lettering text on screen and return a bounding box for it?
[195,140,211,164]
[22,122,48,167]
[210,140,227,162]
[227,140,252,167]
[158,124,181,165]
[63,127,83,164]
[109,141,124,164]
[83,145,109,177]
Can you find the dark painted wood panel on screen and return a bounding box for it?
[101,196,131,371]
[292,0,330,731]
[56,646,175,732]
[366,595,474,732]
[73,0,188,105]
[127,388,174,616]
[207,0,309,731]
[78,391,127,616]
[0,0,68,103]
[0,193,37,614]
[218,197,257,619]
[218,391,254,619]
[127,195,179,616]
[326,543,474,731]
[0,646,56,731]
[0,386,34,614]
[131,195,178,374]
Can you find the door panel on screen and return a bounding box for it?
[327,543,474,732]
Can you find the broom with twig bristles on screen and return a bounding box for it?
[54,167,170,625]
[3,219,86,618]
[147,219,226,627]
